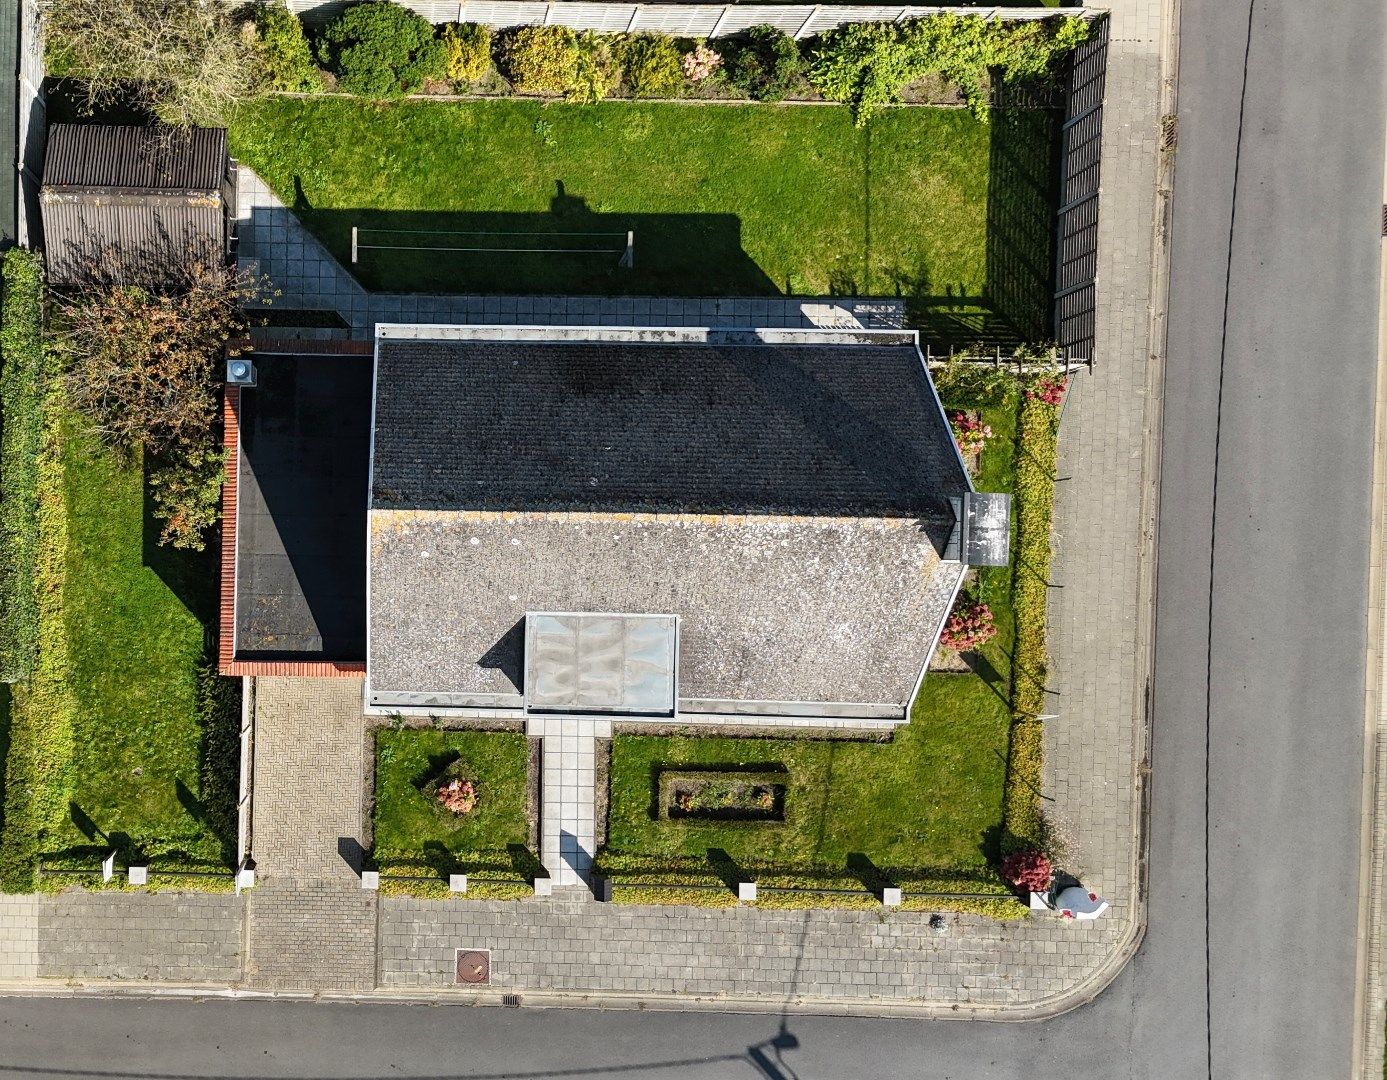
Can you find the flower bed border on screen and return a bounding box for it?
[655,767,789,824]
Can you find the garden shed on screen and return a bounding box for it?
[39,123,236,285]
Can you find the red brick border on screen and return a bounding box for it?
[217,348,369,678]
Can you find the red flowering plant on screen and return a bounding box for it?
[949,411,993,458]
[1001,849,1052,893]
[939,594,997,652]
[1026,373,1068,406]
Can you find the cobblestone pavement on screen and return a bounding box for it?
[0,892,243,984]
[250,677,365,884]
[380,898,1124,1007]
[244,677,377,991]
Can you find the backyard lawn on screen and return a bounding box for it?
[372,728,533,894]
[41,420,236,871]
[227,98,1013,312]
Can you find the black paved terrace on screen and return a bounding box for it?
[234,352,371,661]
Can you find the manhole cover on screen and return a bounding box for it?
[455,949,491,985]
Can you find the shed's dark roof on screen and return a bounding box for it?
[42,124,227,192]
[371,339,968,518]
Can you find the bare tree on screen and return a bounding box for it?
[41,0,256,126]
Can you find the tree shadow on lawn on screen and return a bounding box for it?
[283,180,781,298]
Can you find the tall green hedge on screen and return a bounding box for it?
[0,379,77,892]
[0,249,45,683]
[1000,377,1062,851]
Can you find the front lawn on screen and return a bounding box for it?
[41,420,237,871]
[227,97,1002,308]
[602,384,1023,893]
[372,728,533,896]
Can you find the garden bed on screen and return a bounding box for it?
[658,767,787,822]
[370,728,538,898]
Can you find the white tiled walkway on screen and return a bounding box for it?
[528,717,610,888]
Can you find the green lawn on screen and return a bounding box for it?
[604,388,1021,881]
[373,729,530,876]
[42,421,235,868]
[228,98,1006,308]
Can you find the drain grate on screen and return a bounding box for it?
[455,948,491,985]
[502,993,521,1007]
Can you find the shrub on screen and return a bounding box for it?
[682,41,721,82]
[569,30,621,103]
[148,441,227,551]
[939,594,996,652]
[40,0,255,125]
[0,250,45,682]
[252,3,322,93]
[499,25,579,96]
[621,33,683,98]
[724,25,804,102]
[1001,849,1052,892]
[316,1,447,97]
[442,21,493,85]
[809,13,1092,125]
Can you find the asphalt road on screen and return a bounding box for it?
[1,0,1383,1077]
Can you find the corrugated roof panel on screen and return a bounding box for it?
[40,198,224,285]
[43,124,227,193]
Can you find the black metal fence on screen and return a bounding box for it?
[1053,14,1109,363]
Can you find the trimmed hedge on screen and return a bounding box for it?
[0,386,77,891]
[372,852,534,900]
[1000,375,1063,851]
[316,1,448,96]
[0,250,45,683]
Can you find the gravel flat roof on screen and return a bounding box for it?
[368,509,961,707]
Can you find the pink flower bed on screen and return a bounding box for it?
[950,411,993,458]
[1001,849,1052,892]
[939,595,997,651]
[1026,374,1068,406]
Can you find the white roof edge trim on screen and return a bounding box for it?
[373,322,920,349]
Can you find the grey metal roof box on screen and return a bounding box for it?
[40,124,236,285]
[524,612,677,715]
[947,492,1012,567]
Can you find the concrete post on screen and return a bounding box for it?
[738,881,757,902]
[449,873,469,893]
[361,870,380,890]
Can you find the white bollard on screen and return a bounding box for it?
[127,865,148,886]
[881,887,902,907]
[533,876,553,897]
[361,870,380,891]
[737,881,757,902]
[449,874,468,893]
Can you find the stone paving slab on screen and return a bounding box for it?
[379,897,1125,1006]
[0,896,40,979]
[34,891,243,983]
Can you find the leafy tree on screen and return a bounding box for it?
[40,0,254,125]
[316,1,448,97]
[53,259,264,550]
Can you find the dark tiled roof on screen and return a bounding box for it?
[43,124,227,192]
[371,340,968,517]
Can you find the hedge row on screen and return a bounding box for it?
[0,385,77,892]
[253,2,1089,121]
[1000,376,1064,852]
[372,852,535,900]
[0,250,45,683]
[593,852,1024,915]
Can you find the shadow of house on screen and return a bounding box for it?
[271,182,781,298]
